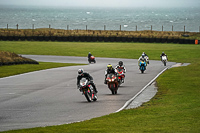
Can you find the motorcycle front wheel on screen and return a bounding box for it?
[84,90,92,102]
[164,61,166,66]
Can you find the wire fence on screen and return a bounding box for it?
[2,24,200,33]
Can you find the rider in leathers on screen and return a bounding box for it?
[88,52,92,61]
[115,61,126,73]
[77,69,98,93]
[115,61,126,83]
[138,54,147,66]
[160,52,168,61]
[104,64,116,84]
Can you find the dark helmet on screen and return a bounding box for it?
[78,68,83,74]
[119,61,123,66]
[107,64,112,70]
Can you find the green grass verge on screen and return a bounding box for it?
[0,41,200,63]
[0,41,200,132]
[0,62,85,78]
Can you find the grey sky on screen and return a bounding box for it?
[0,0,199,7]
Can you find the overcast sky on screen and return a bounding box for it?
[0,0,199,8]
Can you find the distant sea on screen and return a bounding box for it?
[0,5,200,32]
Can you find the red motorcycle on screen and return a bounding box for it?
[79,78,97,102]
[88,56,96,63]
[115,68,125,86]
[106,73,119,95]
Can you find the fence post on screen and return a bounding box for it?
[120,25,121,31]
[151,25,152,32]
[104,25,106,30]
[86,25,87,31]
[32,24,34,35]
[16,24,19,30]
[67,25,69,30]
[172,25,173,31]
[184,25,185,33]
[49,24,51,29]
[136,25,137,31]
[162,25,163,31]
[7,24,8,30]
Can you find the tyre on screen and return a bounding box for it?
[110,84,115,95]
[84,91,92,102]
[164,61,166,66]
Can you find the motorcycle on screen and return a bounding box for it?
[115,68,125,86]
[88,56,96,63]
[139,61,146,73]
[161,55,167,66]
[106,73,119,95]
[79,78,97,102]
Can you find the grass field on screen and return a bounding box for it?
[0,62,85,78]
[0,41,200,133]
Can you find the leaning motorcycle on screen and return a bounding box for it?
[106,73,119,94]
[161,55,167,66]
[139,61,146,73]
[79,78,97,102]
[88,56,96,63]
[115,68,125,86]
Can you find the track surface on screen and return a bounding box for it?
[0,55,176,131]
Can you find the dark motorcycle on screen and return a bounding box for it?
[115,68,125,86]
[88,56,96,63]
[79,78,97,102]
[106,73,119,94]
[139,61,146,73]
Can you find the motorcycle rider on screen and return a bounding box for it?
[77,68,98,93]
[88,52,92,60]
[142,52,149,64]
[160,52,168,61]
[115,61,126,73]
[115,61,126,83]
[104,64,116,84]
[138,54,147,66]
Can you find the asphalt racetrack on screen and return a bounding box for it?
[0,55,176,131]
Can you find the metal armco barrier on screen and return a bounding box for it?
[0,35,197,44]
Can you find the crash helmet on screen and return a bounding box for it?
[142,54,145,58]
[119,61,123,66]
[107,64,112,70]
[162,52,165,54]
[78,68,84,74]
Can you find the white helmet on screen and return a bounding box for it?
[78,68,83,74]
[142,54,145,57]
